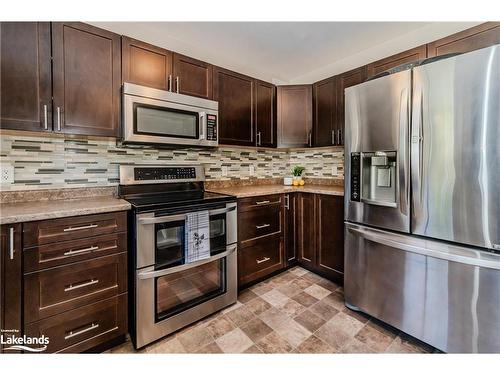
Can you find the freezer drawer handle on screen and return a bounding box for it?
[65,323,99,340]
[347,224,500,270]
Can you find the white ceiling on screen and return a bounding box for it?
[90,22,480,84]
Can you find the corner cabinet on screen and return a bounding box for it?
[296,193,344,283]
[254,80,277,147]
[213,67,255,146]
[277,85,313,147]
[0,224,22,353]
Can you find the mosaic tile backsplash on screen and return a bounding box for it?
[0,133,344,191]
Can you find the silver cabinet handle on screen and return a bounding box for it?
[336,129,341,145]
[257,131,261,146]
[175,76,179,93]
[331,130,335,145]
[64,279,99,292]
[9,227,14,260]
[285,194,290,210]
[308,131,312,147]
[65,323,99,340]
[255,200,270,205]
[138,206,236,225]
[56,107,61,131]
[63,224,98,232]
[43,104,48,130]
[168,75,172,91]
[256,257,271,264]
[256,224,271,229]
[63,245,99,257]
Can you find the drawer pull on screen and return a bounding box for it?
[65,322,99,340]
[256,257,271,264]
[64,279,99,292]
[255,200,270,205]
[63,224,98,232]
[256,224,271,229]
[63,246,99,257]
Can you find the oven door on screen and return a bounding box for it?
[135,244,237,349]
[123,91,218,147]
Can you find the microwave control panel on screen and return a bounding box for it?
[350,153,361,202]
[206,114,217,141]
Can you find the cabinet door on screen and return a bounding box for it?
[277,85,312,147]
[255,80,276,147]
[1,224,22,353]
[316,194,344,282]
[0,22,52,132]
[213,67,254,146]
[427,22,500,57]
[313,77,336,147]
[297,193,316,267]
[367,45,427,78]
[284,194,297,265]
[52,22,121,137]
[336,67,367,146]
[122,36,173,91]
[173,53,212,99]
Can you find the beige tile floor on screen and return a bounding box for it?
[108,267,437,354]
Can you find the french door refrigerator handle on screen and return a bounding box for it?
[137,244,237,279]
[346,223,500,270]
[411,83,424,214]
[398,87,410,216]
[138,206,236,225]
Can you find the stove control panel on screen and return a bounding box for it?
[134,167,197,181]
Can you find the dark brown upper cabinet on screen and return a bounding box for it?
[122,36,173,91]
[254,80,276,147]
[0,22,52,132]
[313,76,337,147]
[213,66,255,146]
[367,45,427,78]
[277,85,313,148]
[52,22,121,137]
[427,22,500,57]
[173,53,213,99]
[336,66,367,146]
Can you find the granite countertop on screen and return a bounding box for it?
[207,184,344,198]
[0,196,131,225]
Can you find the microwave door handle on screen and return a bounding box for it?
[137,244,237,279]
[199,112,206,140]
[138,206,236,225]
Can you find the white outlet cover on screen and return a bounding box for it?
[222,166,228,177]
[1,164,14,183]
[331,165,338,176]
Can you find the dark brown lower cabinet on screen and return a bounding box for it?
[284,194,297,266]
[1,224,22,353]
[296,193,344,283]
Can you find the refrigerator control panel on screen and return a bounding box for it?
[350,153,361,201]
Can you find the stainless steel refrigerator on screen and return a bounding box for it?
[344,44,500,353]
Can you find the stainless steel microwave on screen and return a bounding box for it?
[122,83,218,147]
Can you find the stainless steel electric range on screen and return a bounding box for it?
[119,165,237,349]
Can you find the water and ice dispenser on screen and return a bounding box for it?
[350,151,397,207]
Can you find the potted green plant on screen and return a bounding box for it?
[291,165,305,185]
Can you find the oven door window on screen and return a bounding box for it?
[134,103,199,139]
[209,213,227,254]
[155,220,185,269]
[155,258,227,322]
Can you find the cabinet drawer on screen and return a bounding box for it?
[239,204,281,242]
[238,194,282,212]
[23,211,127,247]
[238,234,284,286]
[24,232,127,272]
[25,293,127,353]
[24,253,127,323]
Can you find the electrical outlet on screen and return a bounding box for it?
[1,164,14,183]
[331,165,338,176]
[221,166,228,177]
[249,164,255,176]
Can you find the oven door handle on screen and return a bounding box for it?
[138,206,236,225]
[137,244,237,280]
